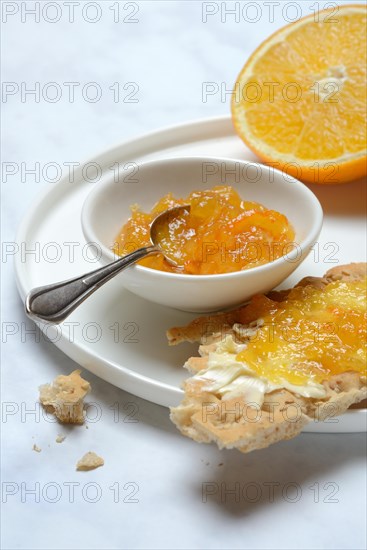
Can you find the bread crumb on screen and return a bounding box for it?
[56,434,66,443]
[32,444,41,453]
[76,452,104,471]
[39,370,90,424]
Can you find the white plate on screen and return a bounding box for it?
[15,115,367,433]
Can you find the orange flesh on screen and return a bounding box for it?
[113,186,295,275]
[236,278,367,385]
[231,5,367,184]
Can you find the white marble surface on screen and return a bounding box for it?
[2,1,366,549]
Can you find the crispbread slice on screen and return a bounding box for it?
[169,263,367,453]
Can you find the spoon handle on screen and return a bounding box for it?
[25,246,158,324]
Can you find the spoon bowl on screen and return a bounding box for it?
[150,204,191,266]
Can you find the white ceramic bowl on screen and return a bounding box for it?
[81,156,323,312]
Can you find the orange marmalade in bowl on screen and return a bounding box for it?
[113,186,295,275]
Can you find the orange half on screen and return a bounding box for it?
[231,4,367,184]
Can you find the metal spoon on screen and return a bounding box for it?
[25,205,190,324]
